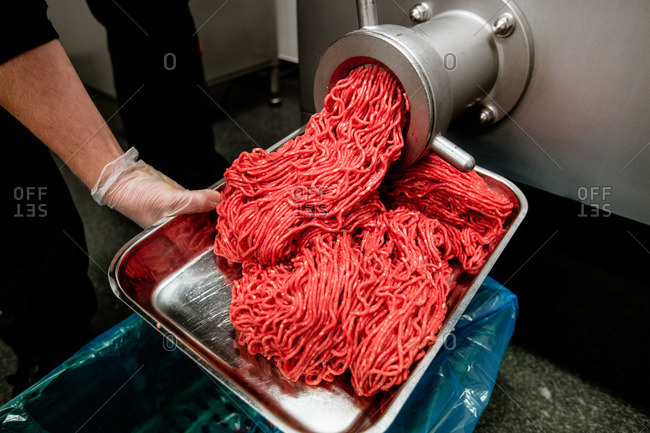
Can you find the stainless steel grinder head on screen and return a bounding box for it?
[313,0,534,171]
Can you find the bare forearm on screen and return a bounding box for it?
[0,39,123,189]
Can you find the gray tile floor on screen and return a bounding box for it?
[1,63,648,432]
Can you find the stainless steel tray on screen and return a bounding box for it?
[108,127,528,433]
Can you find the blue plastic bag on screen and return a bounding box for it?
[386,277,518,433]
[0,277,517,433]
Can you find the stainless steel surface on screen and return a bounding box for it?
[312,0,533,169]
[299,0,650,225]
[431,134,476,172]
[416,11,500,119]
[109,127,528,433]
[356,0,379,27]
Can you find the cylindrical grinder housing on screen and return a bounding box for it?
[314,8,526,169]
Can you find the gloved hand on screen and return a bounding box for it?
[91,148,221,228]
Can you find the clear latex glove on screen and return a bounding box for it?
[91,148,221,228]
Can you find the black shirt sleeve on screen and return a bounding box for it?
[0,0,59,65]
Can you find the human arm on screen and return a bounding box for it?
[0,39,220,227]
[0,39,123,189]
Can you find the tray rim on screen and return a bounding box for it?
[108,126,528,433]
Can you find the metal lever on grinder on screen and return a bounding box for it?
[431,134,476,172]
